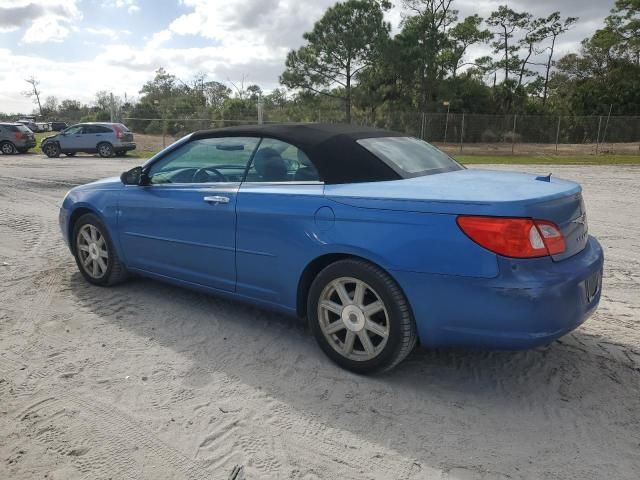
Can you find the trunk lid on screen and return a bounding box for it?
[325,169,588,261]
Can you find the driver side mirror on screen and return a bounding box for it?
[121,166,147,186]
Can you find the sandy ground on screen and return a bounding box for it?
[0,152,638,480]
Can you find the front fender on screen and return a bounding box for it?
[61,187,123,259]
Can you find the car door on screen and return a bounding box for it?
[88,125,114,150]
[117,136,260,292]
[57,125,85,151]
[236,138,325,307]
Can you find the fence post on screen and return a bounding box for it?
[595,115,603,155]
[257,97,264,125]
[420,113,426,140]
[459,113,465,154]
[511,114,517,155]
[555,116,561,154]
[443,108,450,144]
[162,118,167,149]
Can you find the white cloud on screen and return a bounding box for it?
[85,26,131,41]
[0,46,151,114]
[0,0,82,44]
[102,0,140,14]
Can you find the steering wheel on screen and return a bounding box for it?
[192,167,226,183]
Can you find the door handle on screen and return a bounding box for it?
[203,195,230,204]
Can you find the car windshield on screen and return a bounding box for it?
[357,136,463,177]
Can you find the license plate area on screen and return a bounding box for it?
[585,270,601,303]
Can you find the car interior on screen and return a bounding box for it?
[149,137,320,184]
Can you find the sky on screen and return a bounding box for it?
[0,0,615,114]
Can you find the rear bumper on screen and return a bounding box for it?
[17,139,36,148]
[393,236,604,349]
[116,142,136,151]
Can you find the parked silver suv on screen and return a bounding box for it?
[0,123,37,154]
[41,122,136,158]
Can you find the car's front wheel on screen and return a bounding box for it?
[0,141,16,155]
[97,142,114,158]
[308,259,417,373]
[73,213,128,286]
[42,142,60,158]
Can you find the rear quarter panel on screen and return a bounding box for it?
[324,199,498,279]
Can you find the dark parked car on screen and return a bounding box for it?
[15,119,38,132]
[41,122,136,158]
[49,121,68,132]
[0,122,37,154]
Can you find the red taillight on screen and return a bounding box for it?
[457,216,566,258]
[15,132,24,140]
[113,125,123,139]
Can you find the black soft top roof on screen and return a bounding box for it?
[191,123,404,184]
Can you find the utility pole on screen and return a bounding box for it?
[257,95,264,125]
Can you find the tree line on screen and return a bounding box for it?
[4,0,638,135]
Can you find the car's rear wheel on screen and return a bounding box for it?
[42,142,60,158]
[308,259,417,373]
[73,213,128,286]
[97,142,114,158]
[0,141,16,155]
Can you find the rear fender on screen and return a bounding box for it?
[325,200,499,279]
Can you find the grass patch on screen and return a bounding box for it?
[455,154,640,165]
[126,150,156,159]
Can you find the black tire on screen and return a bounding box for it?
[308,259,417,374]
[42,142,61,158]
[65,152,76,157]
[0,141,16,155]
[72,213,128,286]
[97,142,114,158]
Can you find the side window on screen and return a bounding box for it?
[86,125,112,134]
[148,137,260,184]
[65,125,83,135]
[245,138,320,183]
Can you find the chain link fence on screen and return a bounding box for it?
[123,113,640,156]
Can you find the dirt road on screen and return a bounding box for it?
[1,153,638,479]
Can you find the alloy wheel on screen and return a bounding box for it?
[1,142,15,154]
[98,144,113,157]
[317,277,390,361]
[76,224,109,279]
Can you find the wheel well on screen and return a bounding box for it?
[68,207,95,252]
[296,253,387,318]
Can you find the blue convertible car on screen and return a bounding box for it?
[60,124,604,372]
